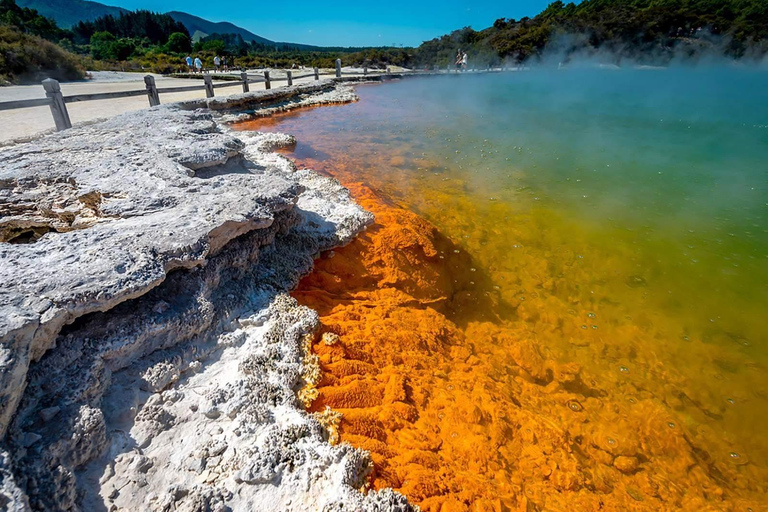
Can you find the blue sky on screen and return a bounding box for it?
[109,0,557,47]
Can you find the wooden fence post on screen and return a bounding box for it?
[313,67,319,80]
[335,59,341,78]
[264,71,271,90]
[241,71,249,93]
[144,75,160,106]
[287,70,292,86]
[41,78,71,131]
[203,75,214,98]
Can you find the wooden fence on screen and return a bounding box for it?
[0,59,512,134]
[0,60,354,133]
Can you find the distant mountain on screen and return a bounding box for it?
[15,0,127,28]
[16,0,328,51]
[166,11,273,45]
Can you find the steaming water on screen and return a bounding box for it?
[236,69,768,503]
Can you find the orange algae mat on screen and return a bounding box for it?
[234,111,767,511]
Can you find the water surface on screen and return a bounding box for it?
[236,69,768,509]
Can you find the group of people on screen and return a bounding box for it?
[455,49,468,71]
[184,55,230,73]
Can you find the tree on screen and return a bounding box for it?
[202,39,226,54]
[167,31,191,53]
[73,10,188,45]
[89,30,115,60]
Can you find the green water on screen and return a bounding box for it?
[297,69,768,345]
[246,68,768,502]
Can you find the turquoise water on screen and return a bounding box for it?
[239,68,768,506]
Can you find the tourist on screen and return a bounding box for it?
[462,52,468,71]
[214,55,221,71]
[194,56,203,73]
[185,55,193,73]
[455,49,462,71]
[222,56,228,71]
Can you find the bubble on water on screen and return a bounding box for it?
[451,432,458,438]
[591,325,598,329]
[730,452,740,459]
[628,397,637,404]
[668,422,676,428]
[438,412,445,419]
[587,312,596,318]
[608,438,616,445]
[619,366,630,374]
[567,400,583,412]
[470,268,476,272]
[727,398,735,405]
[682,335,690,341]
[453,249,460,254]
[581,325,588,330]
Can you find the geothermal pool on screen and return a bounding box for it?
[234,69,768,510]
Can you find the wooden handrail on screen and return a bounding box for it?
[0,97,52,111]
[154,84,207,94]
[64,89,147,103]
[212,81,245,90]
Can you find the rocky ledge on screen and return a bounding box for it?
[0,84,413,510]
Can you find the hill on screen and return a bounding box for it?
[14,0,291,47]
[15,0,126,28]
[167,11,327,50]
[414,0,768,67]
[0,0,85,84]
[166,10,273,45]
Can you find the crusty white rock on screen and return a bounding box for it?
[0,84,414,511]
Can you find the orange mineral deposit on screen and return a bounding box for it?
[291,181,763,511]
[234,82,768,511]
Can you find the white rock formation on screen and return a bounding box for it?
[0,83,414,511]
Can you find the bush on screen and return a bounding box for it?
[0,24,85,84]
[166,32,190,53]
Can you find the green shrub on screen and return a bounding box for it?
[166,32,191,53]
[0,24,85,84]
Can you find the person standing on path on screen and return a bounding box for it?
[185,55,193,73]
[455,49,462,71]
[462,52,468,71]
[214,55,221,71]
[194,56,203,73]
